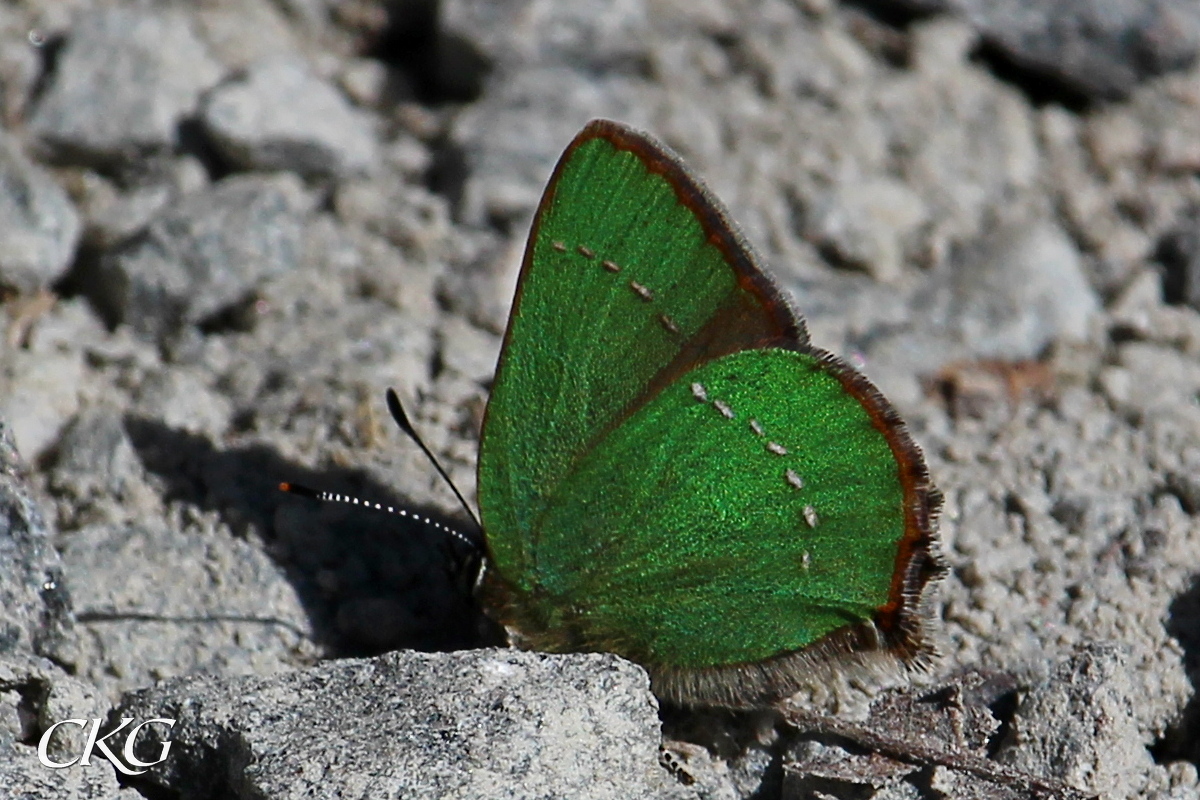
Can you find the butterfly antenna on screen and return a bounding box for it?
[385,387,483,534]
[278,481,481,554]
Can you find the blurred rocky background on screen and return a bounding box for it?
[2,0,1200,798]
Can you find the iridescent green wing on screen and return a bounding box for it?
[477,120,942,708]
[479,121,803,587]
[533,349,912,667]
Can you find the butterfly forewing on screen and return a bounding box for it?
[480,122,801,587]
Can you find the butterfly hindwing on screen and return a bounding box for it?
[532,348,907,668]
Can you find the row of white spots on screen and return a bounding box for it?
[689,381,819,531]
[311,490,477,550]
[552,240,681,335]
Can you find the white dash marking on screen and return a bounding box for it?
[629,281,654,301]
[766,441,788,456]
[803,505,819,528]
[602,259,621,273]
[552,241,567,253]
[749,419,765,437]
[713,399,734,419]
[660,314,680,334]
[577,245,596,258]
[786,469,804,490]
[691,382,708,402]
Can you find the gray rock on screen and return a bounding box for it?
[0,754,129,800]
[929,390,1195,761]
[0,653,109,766]
[0,132,80,292]
[29,8,223,166]
[452,70,647,227]
[0,299,99,460]
[192,0,304,72]
[1100,341,1200,419]
[935,220,1099,359]
[445,0,653,226]
[1157,206,1200,311]
[49,408,139,499]
[202,57,379,178]
[132,369,233,439]
[0,418,75,663]
[88,173,310,341]
[334,174,454,260]
[0,654,136,798]
[800,176,929,282]
[60,522,313,702]
[74,156,209,250]
[116,649,685,800]
[434,229,520,334]
[436,314,501,385]
[957,0,1200,101]
[840,219,1099,407]
[444,0,650,70]
[864,0,1200,101]
[0,10,41,126]
[786,740,919,798]
[3,2,1200,798]
[998,643,1151,799]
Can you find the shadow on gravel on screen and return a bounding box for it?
[1156,575,1200,768]
[122,416,495,658]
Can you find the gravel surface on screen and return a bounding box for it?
[2,1,1200,798]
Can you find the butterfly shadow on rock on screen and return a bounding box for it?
[121,415,496,658]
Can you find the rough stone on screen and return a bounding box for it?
[936,220,1099,359]
[73,157,210,251]
[0,653,107,764]
[865,0,1200,102]
[29,8,223,166]
[60,521,313,703]
[1158,206,1200,311]
[88,173,310,342]
[193,0,304,72]
[0,132,80,292]
[0,8,42,126]
[0,305,89,460]
[444,0,654,227]
[998,643,1152,800]
[48,408,139,499]
[203,57,379,178]
[957,0,1200,102]
[801,177,928,282]
[132,369,234,440]
[116,649,684,800]
[0,418,75,663]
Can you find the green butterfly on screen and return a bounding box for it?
[470,119,944,708]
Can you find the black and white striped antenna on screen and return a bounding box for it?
[279,388,484,554]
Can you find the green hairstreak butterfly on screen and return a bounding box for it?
[473,119,944,708]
